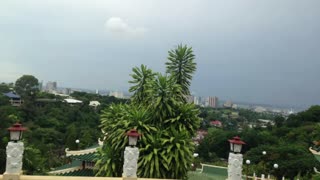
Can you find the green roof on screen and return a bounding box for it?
[70,152,97,162]
[53,160,82,171]
[58,169,94,176]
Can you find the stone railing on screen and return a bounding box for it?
[0,175,175,180]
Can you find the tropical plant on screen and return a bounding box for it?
[95,144,123,177]
[166,44,196,96]
[147,74,183,125]
[129,65,155,104]
[96,45,200,179]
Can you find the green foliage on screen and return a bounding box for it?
[23,145,46,175]
[14,75,39,98]
[0,76,125,174]
[96,45,200,179]
[166,44,196,96]
[95,145,123,177]
[286,105,320,127]
[274,116,285,127]
[313,173,320,180]
[245,144,317,179]
[0,83,11,93]
[197,128,234,160]
[0,94,10,106]
[197,105,320,179]
[129,64,155,104]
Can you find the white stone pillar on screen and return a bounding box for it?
[123,146,139,178]
[227,152,243,180]
[4,142,24,180]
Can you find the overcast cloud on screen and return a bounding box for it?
[0,0,320,108]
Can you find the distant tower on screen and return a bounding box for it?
[206,96,218,108]
[46,81,57,92]
[38,81,43,91]
[109,91,124,98]
[96,89,99,94]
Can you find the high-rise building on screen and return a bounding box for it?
[109,91,124,99]
[193,96,200,105]
[46,81,57,92]
[38,81,43,91]
[186,95,200,105]
[206,96,218,108]
[62,88,71,95]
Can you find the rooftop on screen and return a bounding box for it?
[3,92,21,99]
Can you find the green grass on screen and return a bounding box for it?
[188,171,227,180]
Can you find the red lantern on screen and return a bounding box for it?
[228,136,245,153]
[126,129,141,146]
[8,123,27,142]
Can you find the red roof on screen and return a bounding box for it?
[228,136,246,145]
[210,120,222,126]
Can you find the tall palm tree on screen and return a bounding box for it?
[97,46,200,179]
[166,44,196,96]
[147,74,183,125]
[129,64,155,104]
[97,103,157,177]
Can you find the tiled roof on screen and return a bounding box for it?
[70,152,97,162]
[52,160,82,171]
[58,169,94,176]
[66,144,100,157]
[3,92,20,99]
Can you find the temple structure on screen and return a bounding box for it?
[49,144,101,176]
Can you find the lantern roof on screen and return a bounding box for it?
[228,136,245,145]
[126,129,141,137]
[8,123,27,131]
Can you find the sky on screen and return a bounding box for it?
[0,0,320,108]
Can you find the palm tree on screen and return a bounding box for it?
[95,144,122,177]
[166,44,197,96]
[97,46,200,179]
[147,74,183,125]
[164,102,201,137]
[129,64,155,104]
[97,103,157,177]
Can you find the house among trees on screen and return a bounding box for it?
[193,130,208,145]
[3,92,22,106]
[89,101,100,108]
[63,98,83,104]
[210,120,222,128]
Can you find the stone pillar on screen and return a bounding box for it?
[123,146,139,179]
[3,142,24,180]
[227,152,243,180]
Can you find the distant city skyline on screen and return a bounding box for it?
[1,0,320,108]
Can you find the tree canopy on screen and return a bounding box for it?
[0,81,124,175]
[166,44,196,96]
[96,45,200,179]
[14,75,39,98]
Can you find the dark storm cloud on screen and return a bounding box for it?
[0,0,319,107]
